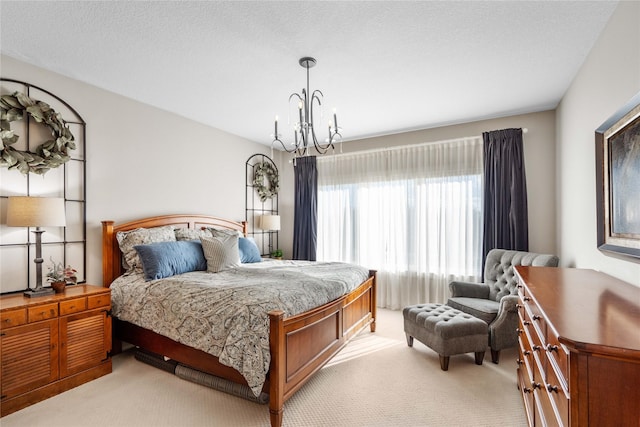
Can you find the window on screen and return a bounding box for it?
[317,137,483,308]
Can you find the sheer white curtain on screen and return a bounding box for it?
[317,137,484,309]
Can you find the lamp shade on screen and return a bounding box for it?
[259,214,280,231]
[6,197,66,227]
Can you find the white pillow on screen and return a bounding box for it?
[200,234,240,273]
[116,225,176,271]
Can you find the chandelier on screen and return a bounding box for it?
[271,57,342,157]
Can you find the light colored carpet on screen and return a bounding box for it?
[1,308,527,427]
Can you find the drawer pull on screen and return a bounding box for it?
[532,382,542,390]
[516,304,522,309]
[523,297,531,302]
[516,328,523,334]
[532,315,541,321]
[532,345,542,352]
[516,358,524,366]
[523,387,532,394]
[546,344,559,352]
[547,384,559,393]
[523,350,531,356]
[523,320,531,326]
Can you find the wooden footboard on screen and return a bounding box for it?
[268,271,376,427]
[102,215,376,427]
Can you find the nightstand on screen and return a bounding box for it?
[0,284,112,416]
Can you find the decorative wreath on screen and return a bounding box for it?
[253,161,279,202]
[0,91,76,175]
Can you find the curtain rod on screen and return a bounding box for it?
[292,128,528,163]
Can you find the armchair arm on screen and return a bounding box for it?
[448,281,490,299]
[489,294,521,351]
[497,295,520,316]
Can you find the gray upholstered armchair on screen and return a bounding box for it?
[447,249,559,364]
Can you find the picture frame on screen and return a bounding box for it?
[595,91,640,259]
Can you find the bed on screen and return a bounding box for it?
[101,214,377,427]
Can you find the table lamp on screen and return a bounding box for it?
[259,214,280,255]
[6,196,66,297]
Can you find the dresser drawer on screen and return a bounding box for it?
[545,329,569,386]
[521,305,546,370]
[87,294,110,309]
[524,302,546,346]
[60,297,87,315]
[518,364,535,427]
[0,308,27,329]
[518,318,534,379]
[27,303,58,322]
[544,355,569,427]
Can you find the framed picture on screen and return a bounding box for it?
[595,91,640,259]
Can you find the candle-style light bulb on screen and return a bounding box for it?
[333,108,338,130]
[299,102,304,125]
[274,115,278,137]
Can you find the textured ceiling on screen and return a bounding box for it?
[0,1,619,146]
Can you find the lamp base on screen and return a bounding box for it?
[24,287,55,298]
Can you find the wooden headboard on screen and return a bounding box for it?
[101,214,247,287]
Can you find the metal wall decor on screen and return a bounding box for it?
[0,79,87,294]
[245,154,278,256]
[271,57,342,157]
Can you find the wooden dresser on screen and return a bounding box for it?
[0,284,112,416]
[515,266,640,427]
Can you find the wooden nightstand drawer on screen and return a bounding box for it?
[28,303,58,322]
[87,294,110,309]
[0,308,27,329]
[60,297,87,315]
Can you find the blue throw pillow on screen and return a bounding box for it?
[134,240,207,280]
[238,237,262,263]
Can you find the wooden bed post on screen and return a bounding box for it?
[268,310,285,427]
[369,270,377,332]
[101,221,115,286]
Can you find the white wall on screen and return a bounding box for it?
[556,1,640,286]
[1,55,270,287]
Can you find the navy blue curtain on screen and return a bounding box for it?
[293,156,317,261]
[482,128,529,269]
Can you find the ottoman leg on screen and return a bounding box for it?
[439,355,449,371]
[475,351,485,365]
[405,333,414,347]
[491,349,500,364]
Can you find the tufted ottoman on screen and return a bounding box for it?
[403,303,488,371]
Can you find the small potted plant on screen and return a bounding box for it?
[271,249,283,260]
[46,258,77,293]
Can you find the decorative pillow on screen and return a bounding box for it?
[239,237,262,263]
[209,228,243,238]
[134,240,207,281]
[200,234,240,273]
[116,226,176,271]
[174,227,213,241]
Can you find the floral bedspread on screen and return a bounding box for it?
[109,260,370,396]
